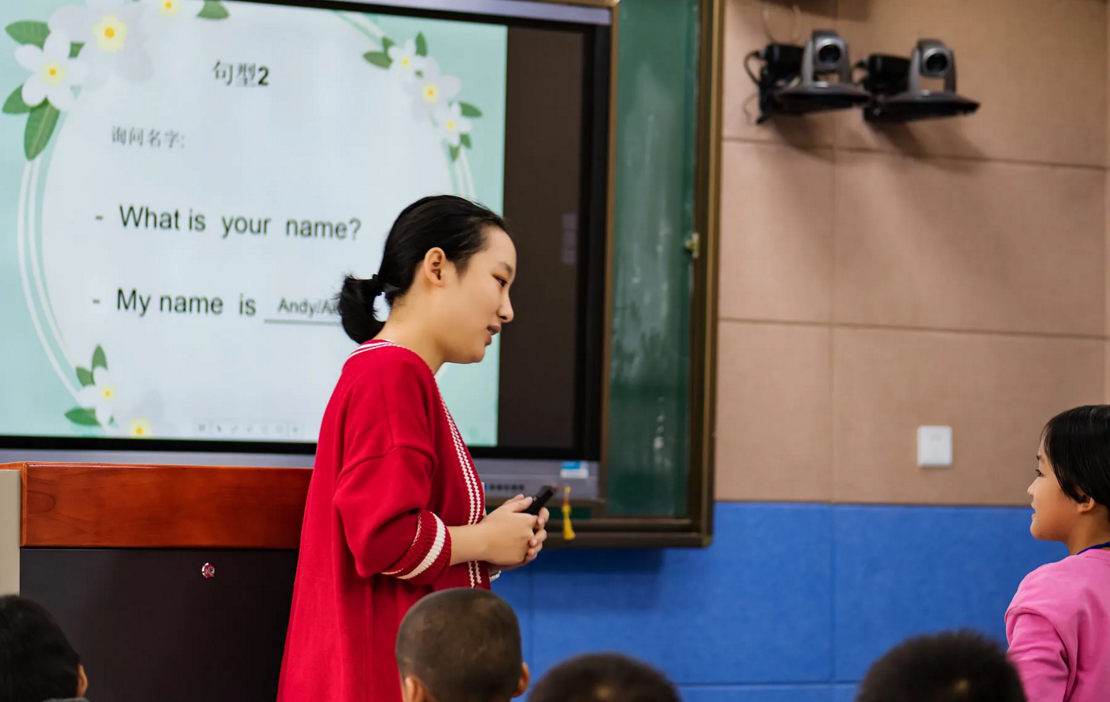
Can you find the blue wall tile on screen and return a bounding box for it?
[833,684,857,702]
[493,565,534,665]
[832,505,1061,681]
[681,685,832,702]
[497,503,1058,690]
[528,504,833,684]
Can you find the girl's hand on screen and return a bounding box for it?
[525,506,549,563]
[478,495,539,566]
[495,506,549,572]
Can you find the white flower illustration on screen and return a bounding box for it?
[141,0,204,20]
[77,367,117,426]
[435,102,472,148]
[411,58,461,117]
[387,39,424,76]
[14,30,88,111]
[49,0,152,88]
[106,391,167,438]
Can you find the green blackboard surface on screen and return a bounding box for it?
[606,0,701,517]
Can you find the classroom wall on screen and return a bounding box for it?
[498,503,1062,701]
[717,0,1107,506]
[500,0,1110,698]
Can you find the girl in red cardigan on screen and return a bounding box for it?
[277,196,549,702]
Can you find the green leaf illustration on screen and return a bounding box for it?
[363,51,391,69]
[24,102,59,160]
[450,144,460,161]
[76,367,95,387]
[6,21,49,48]
[460,133,472,149]
[415,33,428,57]
[65,407,100,427]
[3,87,30,115]
[458,102,482,118]
[70,42,83,58]
[92,345,108,371]
[197,1,230,20]
[381,37,395,53]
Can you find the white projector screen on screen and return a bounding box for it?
[0,0,509,445]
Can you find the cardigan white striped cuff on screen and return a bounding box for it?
[398,514,447,581]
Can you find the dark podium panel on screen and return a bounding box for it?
[22,548,299,702]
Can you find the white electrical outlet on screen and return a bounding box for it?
[917,426,953,467]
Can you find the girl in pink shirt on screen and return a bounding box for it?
[1006,405,1110,702]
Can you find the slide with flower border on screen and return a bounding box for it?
[0,0,507,445]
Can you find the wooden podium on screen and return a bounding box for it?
[1,462,312,702]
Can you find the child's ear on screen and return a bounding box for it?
[401,675,432,702]
[1076,493,1097,515]
[76,664,88,698]
[513,662,531,699]
[1081,497,1109,517]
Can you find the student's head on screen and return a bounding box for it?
[857,630,1026,702]
[1029,405,1110,544]
[0,595,88,702]
[528,653,680,702]
[338,195,515,364]
[395,589,528,702]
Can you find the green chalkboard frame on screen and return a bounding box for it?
[537,0,722,548]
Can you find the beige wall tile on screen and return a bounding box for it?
[833,328,1104,505]
[723,0,839,147]
[719,141,835,322]
[715,0,1109,510]
[1105,342,1110,403]
[836,0,1107,166]
[1106,172,1110,336]
[834,152,1105,336]
[716,321,832,501]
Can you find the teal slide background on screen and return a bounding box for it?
[0,0,507,445]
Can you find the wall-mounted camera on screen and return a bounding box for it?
[858,39,979,122]
[749,30,870,123]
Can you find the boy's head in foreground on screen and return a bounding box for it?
[0,595,89,702]
[857,630,1026,702]
[528,653,681,702]
[396,589,528,702]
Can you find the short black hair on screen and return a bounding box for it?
[528,653,680,702]
[0,595,82,702]
[396,589,522,702]
[1042,405,1110,520]
[857,630,1026,702]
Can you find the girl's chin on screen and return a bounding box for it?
[460,346,487,365]
[1028,519,1055,542]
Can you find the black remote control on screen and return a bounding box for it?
[523,485,556,515]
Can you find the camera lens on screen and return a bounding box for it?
[817,42,842,65]
[923,51,949,74]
